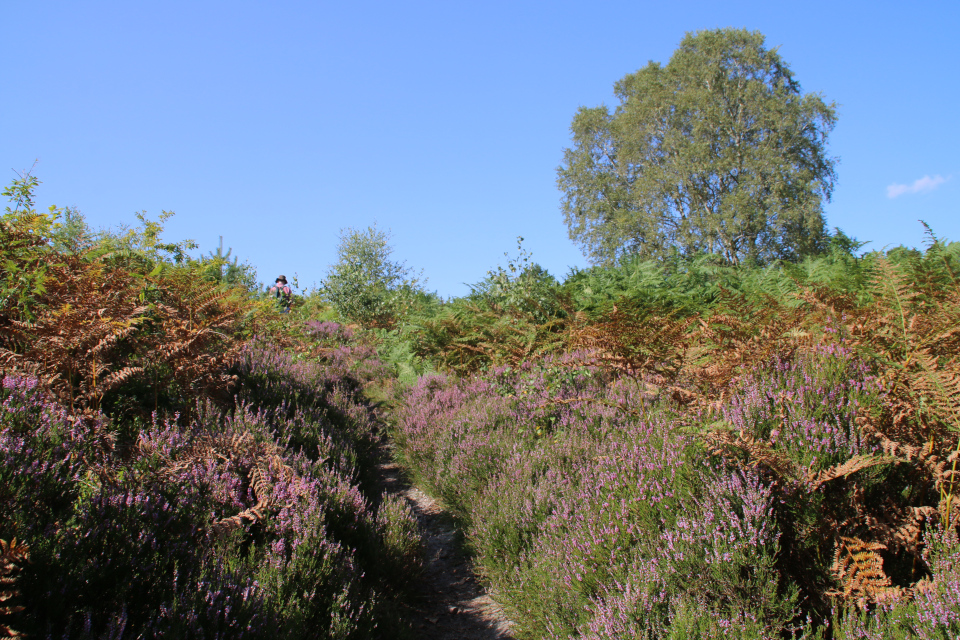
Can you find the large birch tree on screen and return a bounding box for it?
[558,28,837,266]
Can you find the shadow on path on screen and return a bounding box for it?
[377,454,514,640]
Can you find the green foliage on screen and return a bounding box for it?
[469,237,565,322]
[291,286,337,322]
[0,173,272,425]
[1,171,68,321]
[558,28,837,266]
[410,298,574,376]
[392,238,574,377]
[563,230,872,317]
[370,327,437,387]
[195,236,259,291]
[321,224,424,328]
[48,206,97,255]
[375,494,424,588]
[94,209,198,273]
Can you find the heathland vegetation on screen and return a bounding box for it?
[1,175,423,638]
[4,27,960,640]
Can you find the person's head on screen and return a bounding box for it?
[276,275,287,285]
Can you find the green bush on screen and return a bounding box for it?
[321,224,424,328]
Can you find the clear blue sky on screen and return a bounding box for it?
[4,0,957,298]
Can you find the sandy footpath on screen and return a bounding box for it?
[376,453,515,640]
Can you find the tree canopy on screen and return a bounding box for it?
[558,28,837,266]
[321,224,423,327]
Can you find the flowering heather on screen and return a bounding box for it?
[394,358,708,637]
[231,340,386,488]
[0,375,105,540]
[508,416,692,638]
[393,354,609,520]
[721,345,881,470]
[1,327,420,638]
[392,342,942,638]
[305,320,355,344]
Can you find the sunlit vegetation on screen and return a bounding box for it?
[4,163,959,638]
[1,175,422,638]
[4,24,959,633]
[384,227,960,638]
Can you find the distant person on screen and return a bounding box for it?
[269,275,293,313]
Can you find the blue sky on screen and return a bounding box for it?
[4,0,957,298]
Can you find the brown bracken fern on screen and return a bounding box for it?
[829,536,904,607]
[0,538,29,638]
[0,238,251,419]
[138,427,295,539]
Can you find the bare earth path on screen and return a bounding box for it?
[377,453,515,640]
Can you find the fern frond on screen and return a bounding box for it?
[806,455,897,490]
[830,536,902,606]
[706,428,802,481]
[0,539,29,636]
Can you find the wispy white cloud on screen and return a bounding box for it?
[887,174,949,198]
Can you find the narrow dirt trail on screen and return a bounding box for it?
[377,454,515,640]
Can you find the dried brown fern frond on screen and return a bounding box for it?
[857,420,949,484]
[97,366,146,396]
[0,255,153,410]
[413,300,576,375]
[136,424,295,540]
[877,505,937,554]
[806,455,898,491]
[686,289,823,397]
[829,536,904,607]
[792,280,861,319]
[840,256,960,447]
[0,538,29,637]
[914,351,960,435]
[208,453,296,539]
[705,428,802,482]
[209,464,272,538]
[571,301,694,390]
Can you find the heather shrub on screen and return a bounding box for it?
[710,346,942,624]
[650,468,799,639]
[305,320,355,345]
[719,344,880,471]
[142,565,272,638]
[393,354,607,521]
[0,376,101,540]
[503,415,694,638]
[231,340,386,487]
[26,480,206,629]
[395,356,799,637]
[2,389,377,637]
[467,433,601,583]
[2,322,418,637]
[375,493,424,587]
[392,342,936,638]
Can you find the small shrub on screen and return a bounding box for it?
[376,493,424,587]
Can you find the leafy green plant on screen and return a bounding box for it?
[321,224,424,328]
[469,237,566,322]
[195,235,259,291]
